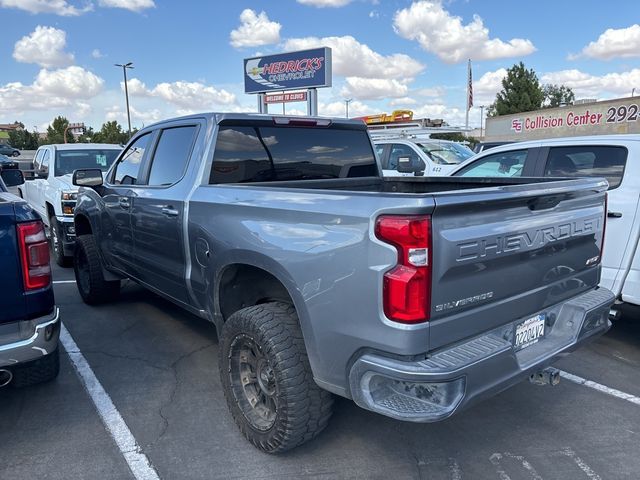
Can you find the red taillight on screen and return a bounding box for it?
[375,215,432,323]
[17,221,51,290]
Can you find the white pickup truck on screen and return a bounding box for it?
[18,143,121,266]
[450,134,640,314]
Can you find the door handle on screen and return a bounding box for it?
[607,211,622,218]
[119,197,130,209]
[161,206,179,217]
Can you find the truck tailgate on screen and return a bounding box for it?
[429,178,607,350]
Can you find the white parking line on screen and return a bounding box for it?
[53,280,76,284]
[559,370,640,407]
[59,323,160,480]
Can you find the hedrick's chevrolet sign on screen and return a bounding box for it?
[485,96,640,141]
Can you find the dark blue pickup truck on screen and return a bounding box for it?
[0,169,59,388]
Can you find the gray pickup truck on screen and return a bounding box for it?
[71,113,614,453]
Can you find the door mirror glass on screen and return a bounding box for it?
[73,168,103,187]
[1,169,24,187]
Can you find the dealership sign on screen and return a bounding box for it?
[244,48,332,94]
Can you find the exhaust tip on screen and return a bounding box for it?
[609,308,622,321]
[0,369,13,388]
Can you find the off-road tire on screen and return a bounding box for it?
[12,348,60,387]
[74,234,120,305]
[219,302,333,453]
[50,216,71,267]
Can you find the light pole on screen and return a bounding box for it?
[633,88,636,97]
[479,105,485,138]
[345,98,352,118]
[115,62,134,136]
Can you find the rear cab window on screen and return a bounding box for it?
[456,149,528,177]
[209,124,378,183]
[543,145,627,190]
[146,125,198,186]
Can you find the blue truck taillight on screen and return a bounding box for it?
[375,215,432,323]
[17,220,51,290]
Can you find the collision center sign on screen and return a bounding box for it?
[244,47,332,94]
[485,97,640,141]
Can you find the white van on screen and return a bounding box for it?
[450,134,640,312]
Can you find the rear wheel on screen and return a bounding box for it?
[12,151,19,157]
[50,216,71,267]
[12,348,60,387]
[74,234,120,304]
[219,302,333,453]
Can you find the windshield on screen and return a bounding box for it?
[417,142,474,165]
[55,149,120,176]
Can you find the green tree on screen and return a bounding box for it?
[542,84,575,108]
[8,126,39,150]
[43,116,75,144]
[490,62,545,116]
[91,120,130,144]
[76,127,95,143]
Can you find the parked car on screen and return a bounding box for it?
[18,143,122,267]
[450,134,639,313]
[0,169,60,388]
[373,137,474,176]
[0,144,20,157]
[72,113,613,453]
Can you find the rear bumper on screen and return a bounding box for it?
[0,307,60,368]
[348,288,614,422]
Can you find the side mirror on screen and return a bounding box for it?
[396,156,424,174]
[73,168,103,187]
[1,169,25,187]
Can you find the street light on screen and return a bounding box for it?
[633,88,637,97]
[115,62,134,136]
[345,98,352,118]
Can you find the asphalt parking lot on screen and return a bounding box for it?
[2,263,639,480]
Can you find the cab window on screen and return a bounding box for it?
[456,150,528,177]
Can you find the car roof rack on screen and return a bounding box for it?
[368,122,469,141]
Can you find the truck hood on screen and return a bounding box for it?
[53,174,75,191]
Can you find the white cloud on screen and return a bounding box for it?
[0,66,104,115]
[413,103,467,126]
[106,105,163,125]
[297,0,353,7]
[341,78,409,100]
[91,49,104,58]
[283,35,424,79]
[574,24,640,60]
[541,68,640,99]
[319,100,370,117]
[13,26,74,68]
[98,0,154,11]
[126,78,237,109]
[389,96,418,106]
[393,1,535,64]
[230,9,281,48]
[0,0,92,16]
[473,68,507,105]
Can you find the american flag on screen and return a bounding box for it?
[467,59,473,111]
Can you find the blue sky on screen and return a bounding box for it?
[1,0,639,131]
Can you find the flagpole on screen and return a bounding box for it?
[465,59,471,130]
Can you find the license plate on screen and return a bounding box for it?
[514,314,545,350]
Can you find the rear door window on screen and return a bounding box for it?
[456,150,528,177]
[543,145,627,189]
[210,125,378,183]
[146,126,197,186]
